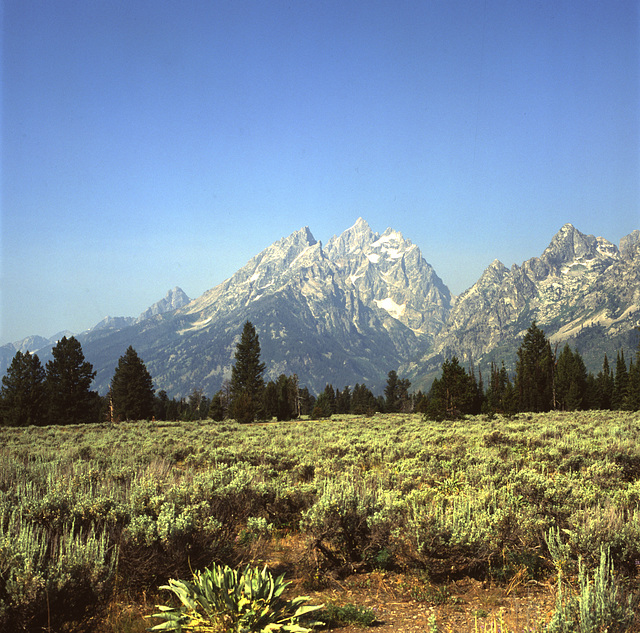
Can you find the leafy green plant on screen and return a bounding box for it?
[149,563,324,632]
[545,546,637,633]
[319,603,377,627]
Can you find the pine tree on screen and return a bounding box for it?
[110,346,155,421]
[208,391,226,421]
[298,387,315,416]
[263,380,279,420]
[384,370,411,413]
[515,322,554,412]
[594,354,614,409]
[45,336,97,425]
[336,385,352,414]
[154,390,170,420]
[555,344,588,411]
[351,383,377,415]
[313,384,336,418]
[426,357,474,419]
[275,374,298,421]
[612,350,629,410]
[229,321,265,423]
[624,334,640,411]
[263,374,298,421]
[0,351,47,426]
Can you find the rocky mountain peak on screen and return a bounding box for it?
[368,227,415,263]
[138,287,190,321]
[325,218,378,259]
[3,220,635,399]
[620,230,640,262]
[541,224,592,266]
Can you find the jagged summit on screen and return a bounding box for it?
[325,218,378,258]
[2,221,636,398]
[421,224,638,378]
[138,287,190,321]
[539,224,618,271]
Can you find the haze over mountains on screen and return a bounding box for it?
[2,220,638,396]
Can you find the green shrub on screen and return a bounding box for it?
[545,546,637,633]
[149,563,324,632]
[319,602,378,627]
[300,473,399,568]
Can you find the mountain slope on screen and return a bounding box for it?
[407,224,639,388]
[78,219,451,395]
[2,221,637,399]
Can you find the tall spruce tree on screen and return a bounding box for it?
[384,370,411,413]
[230,321,265,423]
[624,334,640,410]
[555,344,588,411]
[426,356,475,419]
[351,383,376,415]
[110,346,155,421]
[515,322,554,412]
[595,354,614,409]
[612,350,629,410]
[45,336,97,425]
[336,385,352,414]
[0,351,47,426]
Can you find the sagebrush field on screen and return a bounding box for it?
[1,411,640,631]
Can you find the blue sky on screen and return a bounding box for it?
[2,0,639,344]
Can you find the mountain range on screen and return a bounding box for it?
[2,220,638,396]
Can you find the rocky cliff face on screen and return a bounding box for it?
[83,218,451,395]
[408,224,639,386]
[3,221,637,398]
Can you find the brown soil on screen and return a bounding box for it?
[301,571,556,633]
[98,571,557,633]
[94,535,640,633]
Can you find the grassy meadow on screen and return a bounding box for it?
[1,411,640,631]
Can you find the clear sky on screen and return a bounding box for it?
[2,0,639,344]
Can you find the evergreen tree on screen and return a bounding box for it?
[312,384,336,418]
[264,374,298,421]
[612,350,629,410]
[154,390,170,421]
[625,358,640,411]
[208,391,226,421]
[263,380,279,419]
[336,385,352,414]
[0,351,47,426]
[594,354,614,409]
[276,374,298,421]
[414,390,428,414]
[312,392,332,418]
[110,346,155,421]
[351,383,377,415]
[384,370,411,413]
[515,322,554,412]
[485,362,509,414]
[45,336,97,425]
[467,366,483,414]
[298,387,315,416]
[555,344,587,411]
[426,356,474,419]
[624,335,640,410]
[229,321,265,423]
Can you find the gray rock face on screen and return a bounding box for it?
[129,218,451,396]
[137,287,191,321]
[3,221,637,398]
[412,224,639,384]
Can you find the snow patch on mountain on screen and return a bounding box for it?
[375,297,407,319]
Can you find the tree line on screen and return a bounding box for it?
[1,321,639,426]
[422,322,640,419]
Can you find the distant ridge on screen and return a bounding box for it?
[2,222,638,397]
